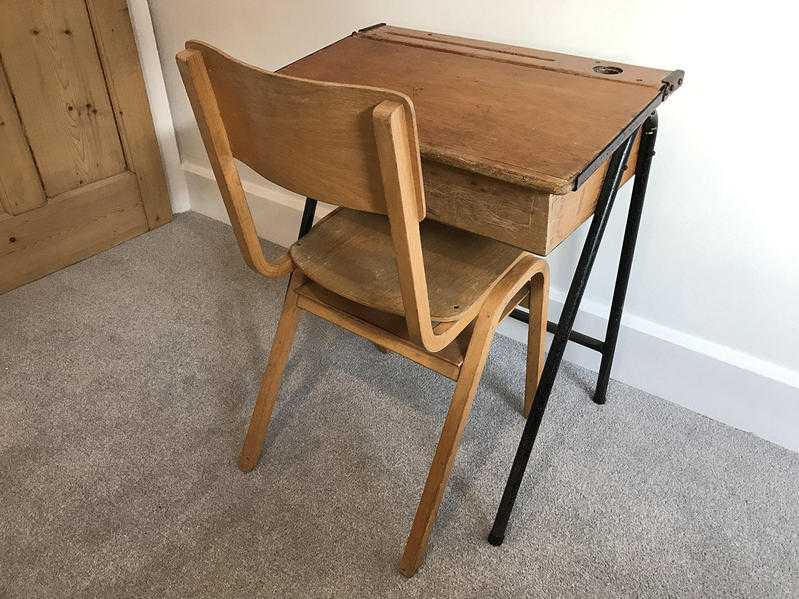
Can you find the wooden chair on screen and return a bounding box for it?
[176,41,549,577]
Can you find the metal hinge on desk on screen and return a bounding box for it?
[660,70,685,100]
[573,69,683,190]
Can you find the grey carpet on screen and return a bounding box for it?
[1,212,797,598]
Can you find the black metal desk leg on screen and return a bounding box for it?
[488,134,635,547]
[298,197,318,239]
[593,113,659,404]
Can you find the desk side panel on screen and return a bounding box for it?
[546,132,640,253]
[422,133,639,256]
[423,160,549,255]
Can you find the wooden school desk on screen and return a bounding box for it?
[280,24,684,546]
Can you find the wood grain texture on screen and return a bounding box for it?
[372,98,438,346]
[0,0,126,196]
[546,131,640,252]
[524,270,549,417]
[295,280,466,381]
[423,159,549,254]
[176,47,293,278]
[421,135,638,255]
[178,44,552,576]
[290,208,523,321]
[0,172,147,293]
[85,0,171,229]
[239,269,303,472]
[179,42,552,576]
[0,61,45,215]
[278,25,672,255]
[280,27,664,194]
[184,41,425,217]
[398,254,549,577]
[177,43,485,351]
[363,26,671,88]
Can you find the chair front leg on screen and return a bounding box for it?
[399,311,497,577]
[524,270,549,417]
[399,255,548,576]
[239,270,304,472]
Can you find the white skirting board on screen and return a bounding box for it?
[182,159,799,453]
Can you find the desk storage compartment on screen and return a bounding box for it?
[424,132,639,255]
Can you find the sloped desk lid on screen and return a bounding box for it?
[280,24,683,194]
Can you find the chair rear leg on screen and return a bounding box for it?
[239,271,303,472]
[524,271,549,417]
[398,316,496,577]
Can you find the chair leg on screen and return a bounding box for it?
[523,271,549,417]
[239,271,303,472]
[398,316,496,577]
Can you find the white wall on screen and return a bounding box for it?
[146,0,799,450]
[127,0,189,213]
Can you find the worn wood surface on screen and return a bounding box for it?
[281,24,668,195]
[177,47,293,278]
[85,0,171,229]
[373,98,449,346]
[278,25,668,254]
[364,26,670,88]
[239,270,305,472]
[371,97,510,352]
[398,255,549,577]
[0,62,45,216]
[546,131,640,252]
[524,270,548,417]
[184,41,424,218]
[0,0,172,294]
[0,172,147,293]
[296,279,466,380]
[178,42,516,348]
[181,40,551,576]
[420,136,636,255]
[290,208,522,321]
[422,160,551,254]
[0,0,126,197]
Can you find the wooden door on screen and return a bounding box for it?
[0,0,170,293]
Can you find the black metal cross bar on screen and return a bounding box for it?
[509,312,606,355]
[488,112,659,546]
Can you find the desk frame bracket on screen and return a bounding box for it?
[490,111,659,546]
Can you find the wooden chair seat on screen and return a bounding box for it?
[290,208,525,322]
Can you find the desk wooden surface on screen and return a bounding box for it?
[281,25,682,254]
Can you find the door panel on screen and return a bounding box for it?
[0,172,147,292]
[0,0,126,197]
[85,0,172,228]
[0,0,171,294]
[0,64,46,215]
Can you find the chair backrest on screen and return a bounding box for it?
[177,41,455,350]
[182,41,425,218]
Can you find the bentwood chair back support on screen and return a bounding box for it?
[176,41,549,576]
